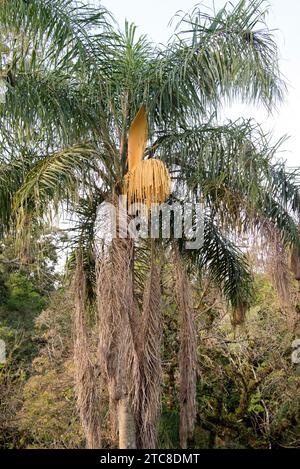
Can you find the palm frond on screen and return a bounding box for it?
[13,143,99,217]
[155,0,284,120]
[179,219,254,313]
[0,0,113,72]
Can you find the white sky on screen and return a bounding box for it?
[103,0,300,167]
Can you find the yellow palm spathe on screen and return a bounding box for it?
[127,105,148,172]
[124,106,171,207]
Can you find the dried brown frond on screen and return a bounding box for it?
[173,244,197,449]
[95,250,118,440]
[73,250,102,449]
[133,241,163,449]
[291,245,300,281]
[95,205,140,448]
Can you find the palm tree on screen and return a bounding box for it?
[1,0,300,448]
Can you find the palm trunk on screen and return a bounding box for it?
[118,397,137,449]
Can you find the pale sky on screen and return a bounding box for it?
[103,0,300,167]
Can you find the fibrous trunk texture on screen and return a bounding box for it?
[74,251,102,448]
[173,245,198,449]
